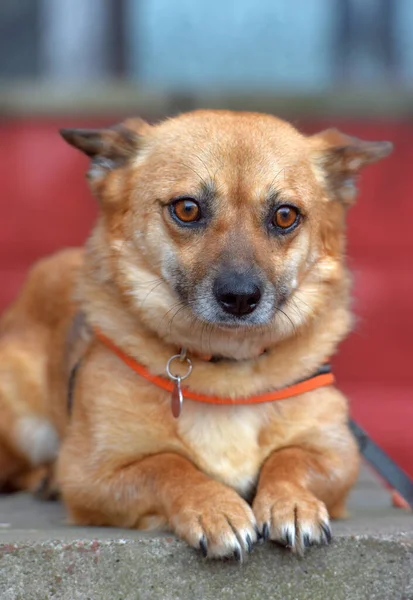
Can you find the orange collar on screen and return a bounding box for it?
[94,330,335,408]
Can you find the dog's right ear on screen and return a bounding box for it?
[60,118,151,179]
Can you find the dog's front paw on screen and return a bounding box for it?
[170,483,258,560]
[253,482,331,555]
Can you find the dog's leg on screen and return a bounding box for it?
[252,430,359,554]
[58,451,258,559]
[0,350,59,491]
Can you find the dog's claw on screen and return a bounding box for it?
[320,522,332,544]
[284,529,295,548]
[199,536,208,557]
[262,522,270,540]
[303,533,311,548]
[233,546,242,561]
[246,534,253,553]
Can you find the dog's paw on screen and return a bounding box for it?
[33,468,60,501]
[253,483,331,555]
[170,483,258,560]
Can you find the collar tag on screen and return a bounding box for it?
[166,351,193,418]
[171,376,183,418]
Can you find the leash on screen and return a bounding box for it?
[349,419,413,509]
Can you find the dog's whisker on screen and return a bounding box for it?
[167,305,190,336]
[138,280,166,309]
[160,301,186,328]
[274,306,297,336]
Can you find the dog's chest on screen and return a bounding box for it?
[178,403,271,497]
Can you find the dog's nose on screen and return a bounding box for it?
[213,272,262,316]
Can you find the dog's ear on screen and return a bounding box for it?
[311,128,393,205]
[60,118,151,179]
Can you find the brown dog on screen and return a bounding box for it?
[0,111,392,559]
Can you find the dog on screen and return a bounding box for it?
[0,110,392,559]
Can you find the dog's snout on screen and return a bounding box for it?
[213,272,262,316]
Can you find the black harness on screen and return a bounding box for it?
[67,358,82,415]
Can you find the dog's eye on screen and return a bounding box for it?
[272,205,299,231]
[171,198,201,224]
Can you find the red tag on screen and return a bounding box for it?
[171,377,183,418]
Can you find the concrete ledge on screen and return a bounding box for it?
[0,466,412,600]
[1,531,412,600]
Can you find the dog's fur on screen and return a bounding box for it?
[0,111,392,558]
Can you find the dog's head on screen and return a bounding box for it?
[61,111,392,356]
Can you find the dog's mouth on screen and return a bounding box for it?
[185,283,282,330]
[190,300,277,329]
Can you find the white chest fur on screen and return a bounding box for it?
[177,402,271,497]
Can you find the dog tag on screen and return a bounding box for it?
[171,376,183,418]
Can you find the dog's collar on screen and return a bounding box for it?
[187,348,266,363]
[94,329,335,418]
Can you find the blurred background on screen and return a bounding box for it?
[1,0,412,477]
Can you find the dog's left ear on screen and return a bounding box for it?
[311,128,393,205]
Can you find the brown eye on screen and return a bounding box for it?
[272,205,299,230]
[171,198,201,224]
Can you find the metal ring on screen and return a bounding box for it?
[179,347,187,361]
[166,354,193,381]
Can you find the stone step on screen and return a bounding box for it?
[0,465,412,600]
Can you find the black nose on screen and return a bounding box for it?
[213,272,262,316]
